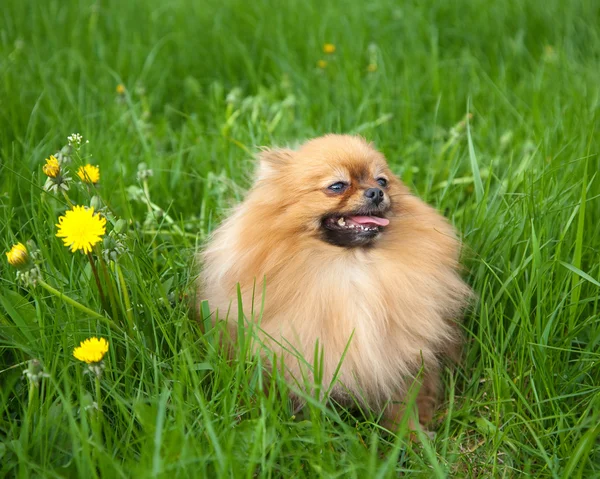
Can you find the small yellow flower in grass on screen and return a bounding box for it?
[77,164,100,184]
[543,45,557,63]
[43,154,72,193]
[5,241,41,286]
[43,155,61,178]
[56,206,106,254]
[323,43,336,54]
[367,63,378,72]
[116,84,126,95]
[5,242,29,268]
[317,60,328,69]
[73,337,109,364]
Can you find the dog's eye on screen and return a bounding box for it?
[328,182,348,193]
[376,178,388,187]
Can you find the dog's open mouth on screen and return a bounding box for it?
[321,213,390,247]
[324,214,390,232]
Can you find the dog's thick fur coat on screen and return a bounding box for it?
[198,135,471,428]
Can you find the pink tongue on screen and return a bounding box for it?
[348,215,390,227]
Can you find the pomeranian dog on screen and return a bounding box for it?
[197,134,471,431]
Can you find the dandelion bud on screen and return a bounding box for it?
[5,243,29,269]
[136,163,153,181]
[114,219,127,234]
[6,241,42,286]
[25,239,38,251]
[23,359,50,387]
[90,195,102,211]
[25,240,42,262]
[54,145,73,165]
[43,156,61,178]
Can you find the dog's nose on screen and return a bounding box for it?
[364,188,384,206]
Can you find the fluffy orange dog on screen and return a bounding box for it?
[198,134,471,430]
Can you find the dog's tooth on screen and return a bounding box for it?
[337,217,346,226]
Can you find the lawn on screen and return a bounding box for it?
[1,0,599,477]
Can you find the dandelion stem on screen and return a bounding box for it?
[27,380,37,426]
[38,280,105,320]
[93,374,104,449]
[142,179,153,213]
[86,251,107,312]
[115,262,134,333]
[142,179,159,265]
[98,253,119,321]
[61,190,74,207]
[95,375,102,414]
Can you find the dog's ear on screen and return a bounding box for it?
[256,148,295,181]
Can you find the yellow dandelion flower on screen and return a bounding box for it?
[317,60,328,69]
[56,206,106,254]
[5,242,29,268]
[43,155,61,178]
[116,84,126,94]
[77,164,100,184]
[323,43,336,54]
[73,337,109,364]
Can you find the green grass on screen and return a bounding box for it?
[1,0,599,476]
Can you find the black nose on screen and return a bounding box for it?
[364,188,384,206]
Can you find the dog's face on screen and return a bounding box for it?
[255,135,406,247]
[316,150,392,248]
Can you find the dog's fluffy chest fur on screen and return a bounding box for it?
[257,252,456,402]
